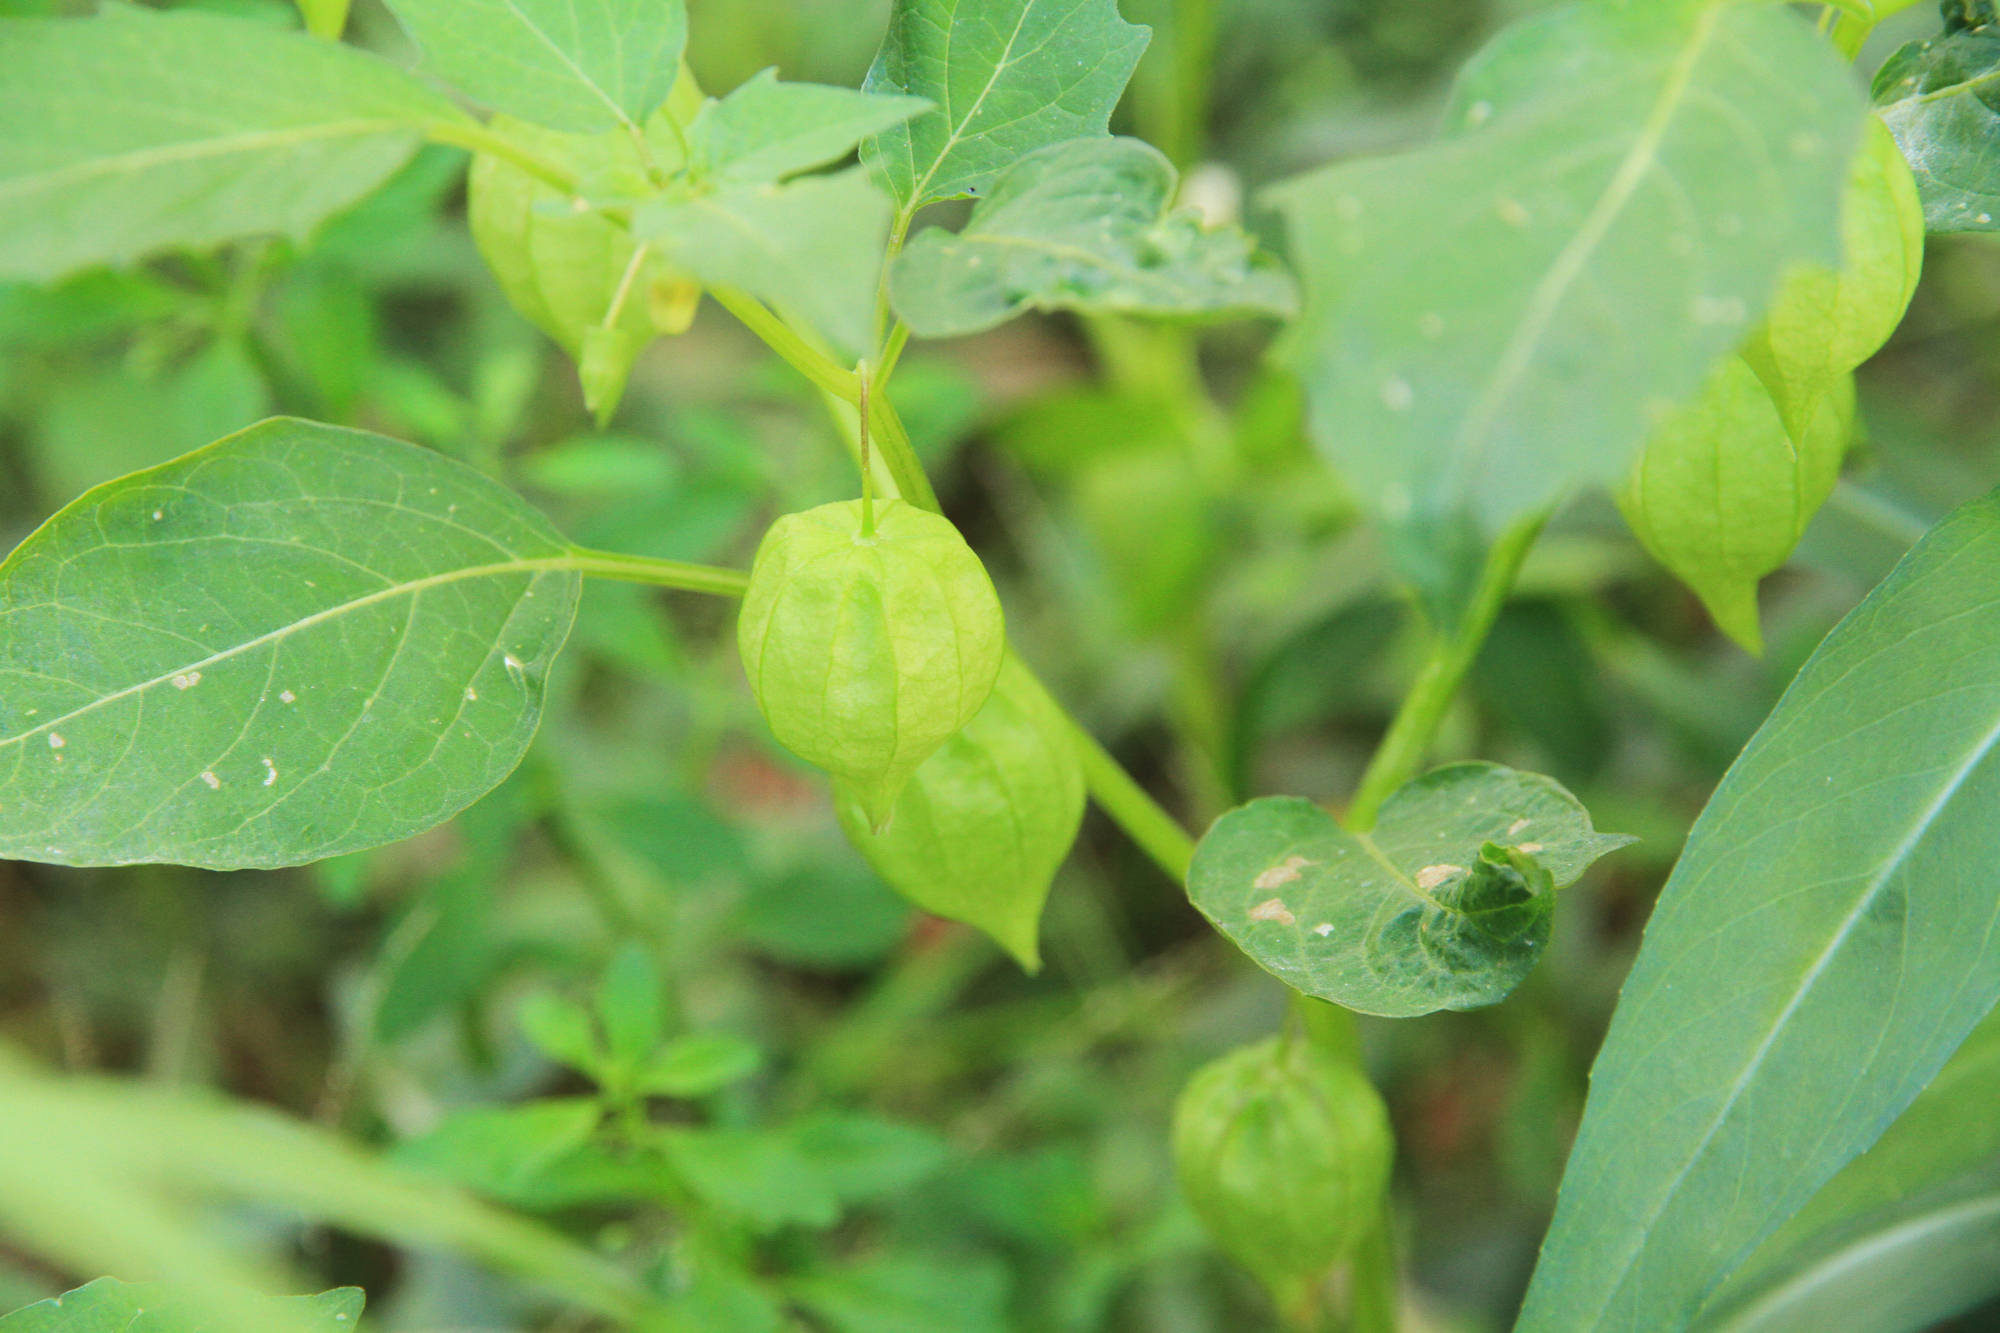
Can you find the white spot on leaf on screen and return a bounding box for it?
[1507,818,1530,836]
[1313,922,1335,938]
[1254,855,1313,890]
[48,733,64,749]
[1248,897,1297,927]
[171,671,201,691]
[1415,864,1463,891]
[1380,377,1414,411]
[1517,841,1544,854]
[279,690,297,704]
[200,771,221,789]
[261,757,278,787]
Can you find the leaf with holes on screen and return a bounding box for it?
[1266,2,1862,536]
[890,137,1296,337]
[0,418,580,870]
[382,0,687,134]
[0,1280,362,1333]
[1186,764,1631,1018]
[861,0,1150,214]
[1519,486,2000,1332]
[1873,14,2000,233]
[0,5,466,283]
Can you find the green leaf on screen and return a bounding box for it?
[1696,1010,2000,1333]
[690,69,930,186]
[0,1281,361,1333]
[594,942,664,1068]
[0,6,466,282]
[634,1032,763,1098]
[392,1099,602,1200]
[1873,16,2000,233]
[1186,763,1631,1017]
[468,109,701,423]
[633,166,892,357]
[836,654,1085,969]
[790,1254,1012,1333]
[295,0,351,40]
[1518,487,2000,1332]
[382,0,687,134]
[1618,360,1854,654]
[659,1126,843,1232]
[1741,118,1924,439]
[0,419,581,870]
[1266,2,1862,535]
[517,993,602,1074]
[889,137,1296,338]
[861,0,1151,213]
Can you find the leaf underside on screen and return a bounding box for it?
[1872,19,2000,233]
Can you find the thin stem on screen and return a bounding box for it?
[867,390,942,512]
[858,362,877,537]
[563,548,749,597]
[877,320,912,390]
[709,286,859,400]
[599,243,651,332]
[1070,721,1197,882]
[424,120,581,195]
[1344,511,1548,830]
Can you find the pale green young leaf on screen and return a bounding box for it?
[690,69,930,186]
[0,6,467,283]
[467,107,701,423]
[383,0,687,134]
[634,1033,764,1098]
[1518,488,2000,1332]
[836,654,1085,970]
[862,0,1151,213]
[0,419,580,870]
[594,942,664,1067]
[1742,117,1925,438]
[890,137,1296,337]
[1618,360,1854,654]
[632,167,893,357]
[392,1099,603,1199]
[1267,2,1861,536]
[0,1281,361,1333]
[1873,17,2000,233]
[1696,1010,2000,1333]
[1187,764,1631,1017]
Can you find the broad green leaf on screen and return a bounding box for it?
[391,1099,602,1202]
[690,69,930,186]
[1873,14,2000,233]
[468,108,701,423]
[0,6,466,283]
[383,0,687,134]
[835,654,1086,970]
[1696,1010,2000,1333]
[861,0,1151,213]
[634,1032,764,1098]
[1618,360,1854,654]
[0,1281,361,1333]
[1742,118,1925,438]
[1267,2,1862,535]
[633,166,892,357]
[1186,763,1631,1017]
[659,1126,842,1231]
[1518,487,2000,1332]
[790,1254,1012,1333]
[889,137,1296,338]
[594,942,664,1067]
[0,419,581,870]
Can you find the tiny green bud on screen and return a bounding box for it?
[1173,1034,1393,1301]
[835,654,1084,970]
[1742,116,1923,439]
[738,498,1005,826]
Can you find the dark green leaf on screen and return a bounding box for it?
[862,0,1150,213]
[383,0,687,134]
[0,1280,362,1333]
[1267,2,1862,535]
[0,419,580,869]
[690,69,929,185]
[1697,1011,2000,1333]
[1187,764,1630,1017]
[890,137,1295,337]
[1873,17,2000,232]
[0,6,464,282]
[1519,488,2000,1332]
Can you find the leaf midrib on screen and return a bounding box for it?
[0,552,585,753]
[0,119,420,205]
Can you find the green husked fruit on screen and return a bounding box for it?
[738,499,1005,826]
[1173,1035,1394,1305]
[835,654,1084,970]
[1619,358,1854,654]
[468,94,703,424]
[1742,115,1923,439]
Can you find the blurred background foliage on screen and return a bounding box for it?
[1,0,1998,1329]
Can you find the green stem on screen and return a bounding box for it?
[563,548,749,597]
[1344,1207,1400,1333]
[858,362,877,537]
[866,390,943,513]
[1344,511,1547,830]
[709,286,859,400]
[1071,722,1197,882]
[424,120,581,195]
